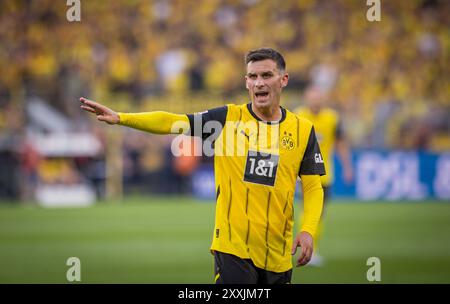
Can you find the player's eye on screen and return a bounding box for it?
[262,73,273,79]
[248,74,257,80]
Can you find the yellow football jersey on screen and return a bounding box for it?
[187,103,325,273]
[294,107,341,186]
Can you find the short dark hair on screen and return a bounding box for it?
[245,48,286,71]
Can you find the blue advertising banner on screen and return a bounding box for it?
[192,151,450,201]
[334,150,450,201]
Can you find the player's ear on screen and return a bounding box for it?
[245,76,249,90]
[281,73,289,88]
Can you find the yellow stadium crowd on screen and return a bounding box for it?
[0,0,448,151]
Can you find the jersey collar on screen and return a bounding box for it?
[246,103,286,124]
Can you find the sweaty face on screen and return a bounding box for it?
[245,59,288,110]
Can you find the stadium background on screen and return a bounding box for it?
[0,0,449,283]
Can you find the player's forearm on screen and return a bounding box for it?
[299,174,324,238]
[118,111,190,134]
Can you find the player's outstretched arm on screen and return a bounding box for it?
[80,97,120,124]
[79,97,190,135]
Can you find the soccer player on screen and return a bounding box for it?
[80,48,325,284]
[294,85,353,265]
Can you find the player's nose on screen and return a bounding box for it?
[254,77,265,87]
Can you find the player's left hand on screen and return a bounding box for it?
[291,231,314,267]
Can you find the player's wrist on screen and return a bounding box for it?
[115,112,122,125]
[299,230,314,240]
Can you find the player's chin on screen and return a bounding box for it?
[252,96,272,108]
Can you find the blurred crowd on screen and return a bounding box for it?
[0,0,449,200]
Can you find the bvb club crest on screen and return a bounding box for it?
[281,131,294,151]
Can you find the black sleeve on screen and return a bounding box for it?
[299,126,326,176]
[335,119,344,140]
[186,106,228,140]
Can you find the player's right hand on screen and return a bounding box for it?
[79,97,120,125]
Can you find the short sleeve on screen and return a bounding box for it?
[299,126,326,176]
[186,106,228,140]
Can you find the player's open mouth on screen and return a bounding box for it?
[255,92,269,98]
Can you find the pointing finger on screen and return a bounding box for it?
[79,97,98,108]
[80,105,96,113]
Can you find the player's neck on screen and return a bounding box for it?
[251,103,282,122]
